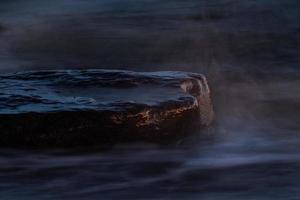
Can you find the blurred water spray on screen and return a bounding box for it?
[0,1,299,199]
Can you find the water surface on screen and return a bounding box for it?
[0,0,299,199]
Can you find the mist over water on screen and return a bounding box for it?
[0,0,299,74]
[0,0,299,199]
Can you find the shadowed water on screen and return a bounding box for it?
[0,0,299,199]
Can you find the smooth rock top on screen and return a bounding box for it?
[0,69,214,147]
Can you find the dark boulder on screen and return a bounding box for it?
[0,70,214,147]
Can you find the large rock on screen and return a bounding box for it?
[0,70,214,147]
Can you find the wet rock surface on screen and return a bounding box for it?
[0,70,213,147]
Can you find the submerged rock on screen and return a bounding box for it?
[0,69,214,147]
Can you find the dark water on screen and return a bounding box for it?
[0,0,299,199]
